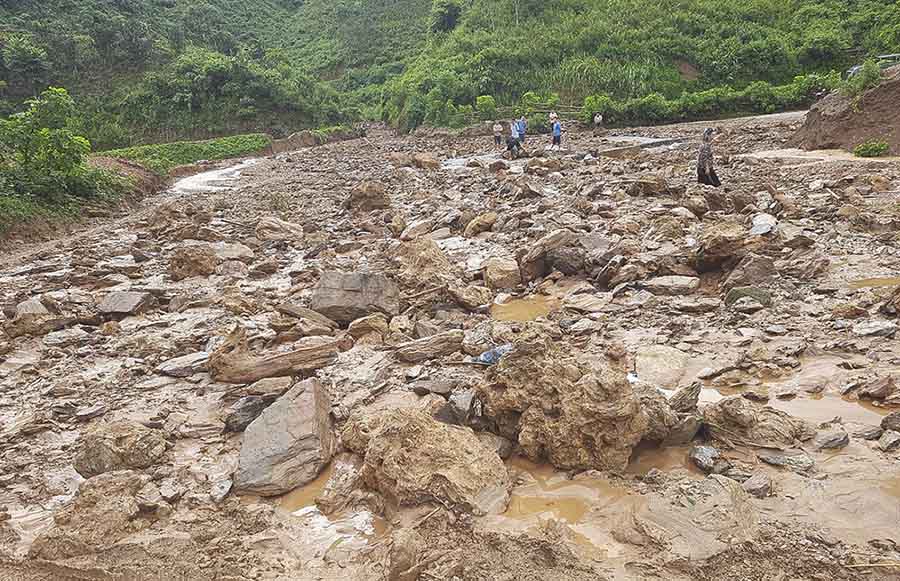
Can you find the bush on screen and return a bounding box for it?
[840,59,883,96]
[101,133,272,174]
[854,139,890,158]
[476,95,497,120]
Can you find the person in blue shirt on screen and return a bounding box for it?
[517,116,527,143]
[551,118,562,150]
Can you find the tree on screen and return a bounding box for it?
[430,0,462,33]
[1,35,50,97]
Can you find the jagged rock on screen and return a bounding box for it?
[664,414,702,445]
[546,246,585,276]
[98,291,156,317]
[73,421,167,478]
[390,528,427,581]
[255,216,305,241]
[395,330,464,363]
[316,454,378,516]
[341,408,510,515]
[878,430,900,452]
[3,296,74,338]
[757,449,815,473]
[477,432,514,459]
[216,260,249,278]
[478,326,648,471]
[853,320,897,338]
[488,159,509,172]
[644,276,699,296]
[847,422,883,441]
[310,271,400,325]
[628,175,669,196]
[346,181,391,211]
[412,153,440,170]
[814,428,849,450]
[669,382,702,412]
[209,241,254,263]
[30,471,152,560]
[483,257,521,289]
[234,379,335,496]
[448,284,493,310]
[224,395,277,432]
[732,296,765,313]
[723,254,776,291]
[703,396,815,448]
[435,389,477,426]
[634,383,678,443]
[689,445,731,474]
[400,219,433,241]
[881,411,900,433]
[464,212,498,238]
[725,286,772,308]
[156,351,209,377]
[348,313,390,339]
[43,327,90,348]
[859,376,896,400]
[277,303,340,330]
[742,471,772,498]
[519,229,575,281]
[169,245,218,281]
[411,380,455,397]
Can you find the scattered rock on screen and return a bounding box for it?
[724,286,773,308]
[703,396,815,448]
[689,445,731,474]
[669,382,701,413]
[98,291,156,317]
[881,411,900,433]
[156,351,209,377]
[234,379,335,496]
[853,320,897,338]
[169,245,218,281]
[757,449,815,473]
[73,421,167,478]
[346,181,391,211]
[643,276,700,296]
[224,395,277,432]
[348,313,390,339]
[395,330,465,363]
[877,430,900,452]
[742,471,772,498]
[483,257,521,290]
[464,212,498,238]
[814,428,849,450]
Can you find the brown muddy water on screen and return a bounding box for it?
[491,295,561,322]
[848,276,900,289]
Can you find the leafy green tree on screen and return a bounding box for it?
[0,87,106,200]
[2,35,50,97]
[431,0,463,33]
[476,94,497,119]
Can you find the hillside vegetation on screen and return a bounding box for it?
[1,0,899,143]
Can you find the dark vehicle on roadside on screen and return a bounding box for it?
[845,54,900,77]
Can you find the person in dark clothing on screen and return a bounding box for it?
[697,128,721,187]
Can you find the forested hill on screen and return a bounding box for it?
[1,0,898,146]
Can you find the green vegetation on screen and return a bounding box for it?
[839,59,884,96]
[853,139,890,158]
[1,0,899,139]
[0,87,125,233]
[102,134,272,174]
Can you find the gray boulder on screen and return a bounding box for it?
[234,379,336,496]
[310,271,400,325]
[74,421,167,478]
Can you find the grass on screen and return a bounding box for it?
[0,194,90,235]
[101,133,273,174]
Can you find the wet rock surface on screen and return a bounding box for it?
[2,118,900,580]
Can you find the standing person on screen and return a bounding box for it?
[492,121,503,148]
[509,119,520,144]
[551,117,562,150]
[593,112,604,135]
[518,115,528,143]
[697,128,721,187]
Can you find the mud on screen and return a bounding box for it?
[2,117,900,580]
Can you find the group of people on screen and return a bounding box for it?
[489,111,722,189]
[492,113,564,159]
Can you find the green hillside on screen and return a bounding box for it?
[1,0,899,146]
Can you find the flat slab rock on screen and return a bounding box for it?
[98,291,156,316]
[643,276,700,296]
[233,378,336,496]
[309,271,400,325]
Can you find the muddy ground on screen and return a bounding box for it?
[1,113,900,580]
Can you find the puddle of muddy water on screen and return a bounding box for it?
[848,276,900,289]
[491,295,561,322]
[277,462,386,552]
[627,444,702,477]
[504,457,629,523]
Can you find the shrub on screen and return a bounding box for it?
[476,95,497,120]
[853,139,890,158]
[101,133,272,174]
[430,0,462,33]
[840,59,883,96]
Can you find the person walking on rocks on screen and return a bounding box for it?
[510,118,520,144]
[492,121,504,148]
[551,117,563,151]
[697,128,721,187]
[593,112,604,136]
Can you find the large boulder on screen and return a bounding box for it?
[341,409,510,515]
[346,181,391,211]
[478,326,648,471]
[234,378,336,496]
[395,330,465,363]
[98,291,157,317]
[310,271,400,325]
[169,245,218,281]
[73,421,168,478]
[3,296,75,338]
[703,396,815,448]
[483,257,521,290]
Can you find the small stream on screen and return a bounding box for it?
[169,159,259,195]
